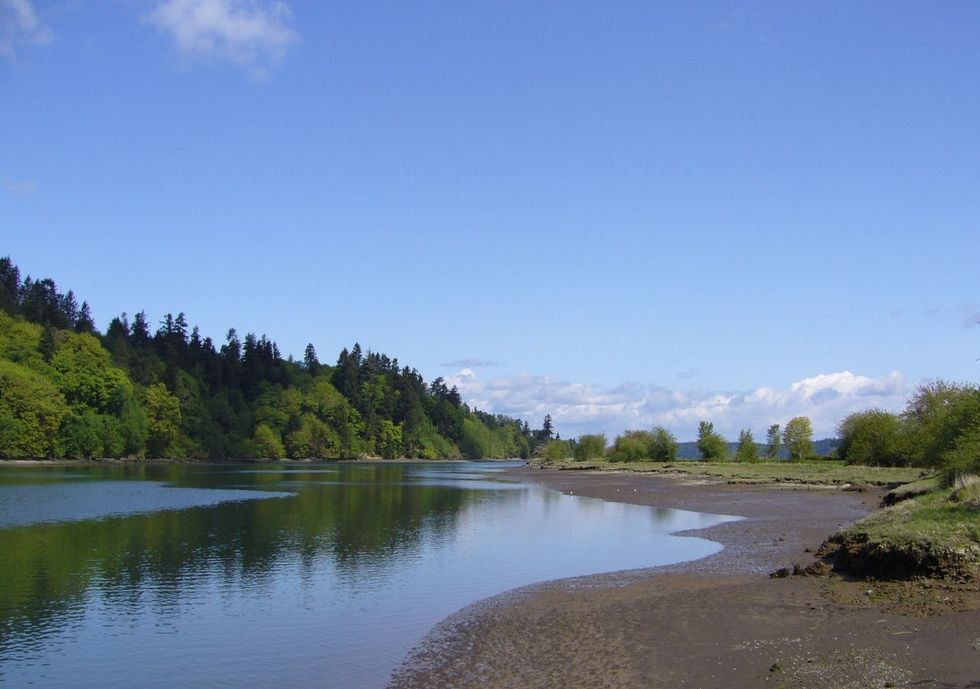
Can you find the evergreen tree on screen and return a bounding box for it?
[765,423,782,459]
[75,302,96,333]
[542,414,554,440]
[735,429,759,463]
[304,343,320,376]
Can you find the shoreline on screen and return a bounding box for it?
[388,467,980,689]
[0,457,500,467]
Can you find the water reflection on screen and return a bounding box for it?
[0,462,737,689]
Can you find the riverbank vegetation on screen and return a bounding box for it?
[529,458,926,487]
[0,258,549,460]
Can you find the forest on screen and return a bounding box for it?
[0,257,550,460]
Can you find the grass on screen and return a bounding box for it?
[843,489,980,553]
[531,458,927,487]
[829,485,980,580]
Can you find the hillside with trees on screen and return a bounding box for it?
[0,257,541,460]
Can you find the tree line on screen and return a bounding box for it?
[836,382,980,482]
[0,257,551,460]
[538,416,818,463]
[541,386,979,486]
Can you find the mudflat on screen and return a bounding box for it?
[388,467,980,689]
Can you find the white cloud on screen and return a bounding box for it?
[3,178,37,195]
[448,369,907,440]
[0,0,52,59]
[149,0,297,76]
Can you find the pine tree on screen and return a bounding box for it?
[304,343,320,376]
[735,429,759,463]
[765,424,781,459]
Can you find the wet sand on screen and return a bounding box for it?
[388,467,980,689]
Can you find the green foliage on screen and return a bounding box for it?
[0,359,69,458]
[62,410,125,459]
[783,416,814,461]
[838,409,905,466]
[142,383,182,457]
[377,420,403,459]
[0,310,44,368]
[904,381,980,474]
[574,433,607,460]
[253,423,286,459]
[609,430,654,462]
[696,421,728,461]
[541,439,573,461]
[940,428,980,485]
[735,428,759,463]
[50,332,132,412]
[460,417,491,459]
[650,426,678,462]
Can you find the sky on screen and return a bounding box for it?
[2,1,979,440]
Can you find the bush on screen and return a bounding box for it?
[574,433,607,460]
[650,426,678,461]
[541,439,573,460]
[608,430,654,462]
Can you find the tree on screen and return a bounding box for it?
[696,421,728,461]
[253,423,286,459]
[837,409,904,466]
[75,302,95,333]
[650,426,678,461]
[541,439,573,461]
[574,433,606,460]
[608,430,654,462]
[735,429,759,463]
[460,416,491,459]
[303,343,320,376]
[783,416,814,461]
[0,359,69,458]
[542,414,554,440]
[765,424,781,459]
[902,381,980,482]
[0,256,21,314]
[143,383,182,456]
[50,332,133,412]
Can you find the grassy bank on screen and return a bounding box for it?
[529,458,926,488]
[824,485,980,580]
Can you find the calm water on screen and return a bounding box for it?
[0,462,736,688]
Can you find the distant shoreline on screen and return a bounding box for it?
[388,467,980,689]
[0,456,515,467]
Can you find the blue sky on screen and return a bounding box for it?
[2,1,979,439]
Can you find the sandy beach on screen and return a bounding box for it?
[388,467,980,689]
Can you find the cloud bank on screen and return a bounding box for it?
[448,369,907,440]
[0,0,51,59]
[149,0,297,76]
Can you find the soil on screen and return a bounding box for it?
[387,467,980,689]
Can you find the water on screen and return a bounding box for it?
[0,462,737,688]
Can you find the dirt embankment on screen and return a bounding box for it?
[387,468,980,689]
